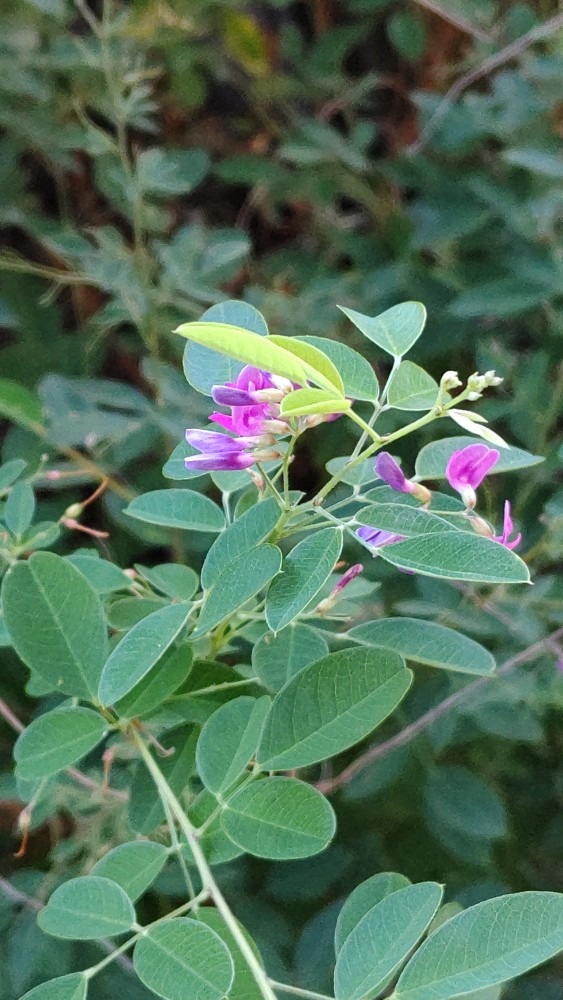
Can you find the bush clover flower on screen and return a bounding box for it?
[375,452,431,503]
[316,563,364,614]
[355,526,405,552]
[492,500,521,551]
[446,443,500,509]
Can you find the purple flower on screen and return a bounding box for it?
[492,500,521,551]
[185,429,264,472]
[333,563,364,594]
[356,526,404,551]
[446,443,500,508]
[375,452,431,503]
[210,366,286,437]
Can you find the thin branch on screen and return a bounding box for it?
[316,625,563,795]
[411,0,491,43]
[409,11,563,154]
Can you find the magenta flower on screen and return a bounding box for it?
[333,563,364,594]
[210,366,288,437]
[375,452,431,503]
[185,429,259,471]
[446,443,500,508]
[356,526,404,551]
[493,500,521,551]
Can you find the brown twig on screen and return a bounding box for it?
[411,0,491,42]
[316,625,563,795]
[409,11,563,154]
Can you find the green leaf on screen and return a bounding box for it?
[265,528,343,632]
[268,335,345,395]
[196,910,264,1000]
[280,388,351,417]
[125,489,225,532]
[1,553,108,700]
[183,790,246,867]
[107,597,168,631]
[98,602,191,705]
[4,481,35,537]
[299,336,379,401]
[357,503,453,537]
[128,726,198,834]
[20,973,87,1000]
[135,563,198,600]
[388,361,440,410]
[325,455,379,487]
[415,437,543,479]
[163,441,207,481]
[252,624,329,692]
[38,876,135,939]
[349,618,496,676]
[195,544,282,637]
[424,766,507,841]
[0,378,43,430]
[222,777,336,859]
[0,458,27,493]
[335,882,443,1000]
[196,696,270,794]
[201,497,281,590]
[183,301,268,397]
[91,841,169,901]
[387,11,426,60]
[137,148,210,196]
[335,872,412,953]
[134,918,234,1000]
[394,892,563,999]
[114,642,193,720]
[339,302,426,358]
[257,647,412,771]
[14,707,107,780]
[503,148,563,178]
[67,554,130,595]
[379,532,531,584]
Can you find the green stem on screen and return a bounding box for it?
[268,982,335,1000]
[132,732,278,1000]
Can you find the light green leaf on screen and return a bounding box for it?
[98,602,191,704]
[357,503,453,537]
[325,455,379,487]
[222,777,336,859]
[195,544,282,637]
[339,302,426,358]
[196,696,270,794]
[176,322,312,388]
[268,335,345,395]
[257,647,412,771]
[280,388,351,417]
[183,300,268,397]
[503,148,563,178]
[335,882,443,1000]
[299,336,379,401]
[4,481,35,537]
[415,436,543,479]
[125,489,225,532]
[196,910,264,1000]
[388,361,440,410]
[335,872,412,953]
[379,531,530,583]
[448,410,509,448]
[134,918,234,1000]
[395,892,563,999]
[114,642,193,720]
[14,707,107,780]
[252,624,329,692]
[67,554,130,595]
[0,378,43,431]
[38,876,135,939]
[201,497,281,590]
[349,618,495,676]
[162,441,206,481]
[0,458,27,493]
[20,973,87,1000]
[91,841,169,901]
[137,148,210,196]
[134,563,199,600]
[265,528,343,632]
[1,553,108,700]
[128,726,198,834]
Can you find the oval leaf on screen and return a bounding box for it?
[15,707,107,780]
[0,378,43,430]
[299,336,379,401]
[176,322,312,387]
[201,497,281,590]
[134,917,234,1000]
[388,361,440,410]
[378,532,530,584]
[114,643,193,720]
[395,891,563,1000]
[38,876,135,939]
[196,909,264,1000]
[339,302,426,357]
[91,841,169,901]
[195,544,282,637]
[197,696,270,794]
[257,647,412,771]
[183,300,269,396]
[252,624,329,692]
[125,489,225,532]
[222,777,336,860]
[268,335,345,395]
[335,872,412,953]
[358,503,453,537]
[98,602,191,704]
[1,552,108,700]
[280,388,350,418]
[265,528,343,632]
[20,973,87,1000]
[349,618,496,676]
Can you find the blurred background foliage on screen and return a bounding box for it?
[0,0,562,997]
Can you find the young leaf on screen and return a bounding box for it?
[280,388,351,417]
[388,361,440,411]
[298,336,379,401]
[268,335,345,395]
[194,544,282,637]
[14,707,107,780]
[257,647,412,771]
[183,300,268,397]
[394,892,563,999]
[176,322,311,387]
[265,528,343,632]
[114,642,193,720]
[201,497,281,590]
[335,872,412,953]
[357,503,453,537]
[4,481,35,537]
[378,531,530,583]
[252,624,329,692]
[339,302,426,358]
[20,973,87,1000]
[125,489,225,533]
[98,602,191,705]
[334,882,443,1000]
[222,777,336,859]
[1,553,108,700]
[196,696,270,794]
[415,436,542,479]
[38,876,135,939]
[134,918,234,1000]
[128,726,198,835]
[91,841,169,902]
[0,378,43,431]
[348,618,496,676]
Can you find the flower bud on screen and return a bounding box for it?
[440,371,462,391]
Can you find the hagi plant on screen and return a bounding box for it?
[1,300,563,1000]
